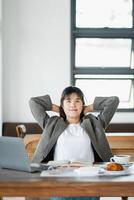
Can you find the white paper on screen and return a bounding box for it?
[74,166,99,176]
[47,160,92,167]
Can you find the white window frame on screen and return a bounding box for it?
[71,0,134,111]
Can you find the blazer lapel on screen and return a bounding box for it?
[46,118,68,155]
[81,119,102,159]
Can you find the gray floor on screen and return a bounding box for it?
[102,198,134,200]
[101,198,134,200]
[2,198,134,200]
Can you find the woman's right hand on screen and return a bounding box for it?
[52,104,60,113]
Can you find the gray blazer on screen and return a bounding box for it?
[29,95,119,163]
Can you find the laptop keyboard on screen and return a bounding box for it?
[30,163,54,171]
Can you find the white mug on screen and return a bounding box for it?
[110,155,131,164]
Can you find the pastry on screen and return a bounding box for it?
[106,162,124,171]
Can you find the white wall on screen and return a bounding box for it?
[2,0,70,122]
[1,0,134,127]
[0,0,1,133]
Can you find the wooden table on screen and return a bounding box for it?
[0,168,134,198]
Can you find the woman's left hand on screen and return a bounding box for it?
[83,104,93,114]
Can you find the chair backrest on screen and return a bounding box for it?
[16,124,41,160]
[16,124,26,138]
[23,134,41,160]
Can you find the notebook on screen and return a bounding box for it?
[0,136,49,172]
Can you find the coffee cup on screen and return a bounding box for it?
[110,155,131,164]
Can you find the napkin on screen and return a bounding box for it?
[74,166,99,176]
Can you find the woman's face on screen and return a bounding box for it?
[62,93,83,120]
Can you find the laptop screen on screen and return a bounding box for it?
[0,136,31,172]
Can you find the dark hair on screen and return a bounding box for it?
[59,86,85,121]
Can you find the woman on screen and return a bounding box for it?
[29,86,119,200]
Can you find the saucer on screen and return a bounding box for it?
[122,162,133,168]
[98,168,131,176]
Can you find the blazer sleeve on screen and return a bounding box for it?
[29,95,52,129]
[93,96,119,129]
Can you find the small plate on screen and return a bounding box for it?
[98,168,131,176]
[102,162,133,170]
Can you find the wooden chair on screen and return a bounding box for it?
[23,134,41,160]
[16,124,26,138]
[16,124,41,160]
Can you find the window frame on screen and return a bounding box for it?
[71,0,134,112]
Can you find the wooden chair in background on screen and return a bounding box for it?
[16,124,41,160]
[16,124,26,138]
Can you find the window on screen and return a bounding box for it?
[71,0,134,111]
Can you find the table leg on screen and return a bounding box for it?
[122,197,128,200]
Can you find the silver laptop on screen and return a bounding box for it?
[0,136,49,172]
